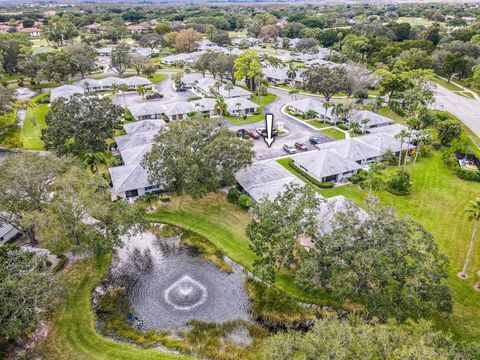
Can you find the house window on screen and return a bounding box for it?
[145,185,160,191]
[125,189,139,198]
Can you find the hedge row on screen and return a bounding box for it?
[288,159,335,189]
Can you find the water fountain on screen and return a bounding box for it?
[164,275,207,311]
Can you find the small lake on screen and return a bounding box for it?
[106,229,252,331]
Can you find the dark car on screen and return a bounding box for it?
[175,87,187,92]
[309,137,323,145]
[237,129,250,139]
[295,142,308,151]
[256,128,279,137]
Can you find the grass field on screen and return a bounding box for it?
[37,255,192,360]
[319,127,346,140]
[20,100,48,150]
[434,76,464,92]
[278,151,480,341]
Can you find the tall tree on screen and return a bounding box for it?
[41,96,123,155]
[143,115,254,199]
[234,50,262,91]
[247,184,322,283]
[63,43,96,78]
[36,166,145,254]
[0,244,64,342]
[175,28,202,53]
[43,15,78,47]
[0,153,72,245]
[111,42,132,77]
[459,198,480,278]
[302,65,348,101]
[0,83,15,116]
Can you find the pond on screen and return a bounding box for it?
[104,228,252,331]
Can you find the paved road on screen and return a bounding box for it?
[434,84,480,138]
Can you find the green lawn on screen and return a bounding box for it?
[304,119,330,129]
[279,152,480,341]
[141,73,168,84]
[319,127,346,140]
[434,76,463,92]
[37,255,192,360]
[20,100,49,150]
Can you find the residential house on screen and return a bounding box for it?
[75,76,153,92]
[287,98,333,120]
[194,77,252,99]
[85,23,108,34]
[161,52,204,65]
[225,97,258,116]
[315,138,383,165]
[367,123,409,137]
[124,119,165,134]
[50,84,85,102]
[162,101,195,120]
[181,72,205,88]
[19,27,40,37]
[345,110,391,130]
[357,133,408,154]
[128,102,166,121]
[96,47,112,57]
[127,24,150,34]
[291,149,362,183]
[0,223,20,244]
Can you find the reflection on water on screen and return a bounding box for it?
[108,230,252,331]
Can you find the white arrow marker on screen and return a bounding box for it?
[264,113,275,148]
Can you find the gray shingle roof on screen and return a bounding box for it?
[368,124,408,137]
[50,84,85,102]
[315,138,383,162]
[123,119,165,134]
[115,131,156,151]
[292,149,362,180]
[348,110,392,128]
[356,133,408,153]
[109,162,152,193]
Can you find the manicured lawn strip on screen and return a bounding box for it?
[20,100,48,150]
[319,127,345,140]
[141,73,168,84]
[38,255,192,360]
[434,76,463,92]
[377,106,405,124]
[280,152,480,341]
[146,193,340,307]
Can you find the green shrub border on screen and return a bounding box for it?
[288,159,335,189]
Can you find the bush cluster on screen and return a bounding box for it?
[227,187,254,209]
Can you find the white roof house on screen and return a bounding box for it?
[128,102,166,121]
[194,78,252,99]
[292,149,362,183]
[287,98,333,119]
[315,138,383,164]
[75,76,152,92]
[225,98,259,115]
[50,84,85,102]
[123,119,165,134]
[368,123,408,137]
[347,110,392,129]
[181,72,205,88]
[120,144,152,165]
[161,51,204,65]
[109,162,160,199]
[236,159,307,203]
[0,222,20,244]
[115,131,157,152]
[356,133,408,154]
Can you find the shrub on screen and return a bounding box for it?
[227,187,241,203]
[236,194,254,210]
[386,169,412,195]
[52,254,68,272]
[382,149,397,166]
[337,123,349,131]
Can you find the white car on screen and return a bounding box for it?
[283,144,296,154]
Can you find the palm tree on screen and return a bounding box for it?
[395,130,409,168]
[410,130,431,175]
[361,118,370,134]
[350,121,361,135]
[119,83,129,108]
[235,102,242,117]
[373,95,383,113]
[286,65,297,86]
[144,192,156,211]
[459,198,480,278]
[332,103,344,132]
[289,88,299,101]
[322,101,332,125]
[83,152,106,174]
[214,80,223,95]
[364,162,383,196]
[214,97,227,116]
[136,85,147,99]
[224,82,234,98]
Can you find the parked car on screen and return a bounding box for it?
[256,128,279,137]
[247,130,260,139]
[237,129,249,139]
[176,87,187,92]
[295,142,308,151]
[283,144,296,154]
[309,137,323,145]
